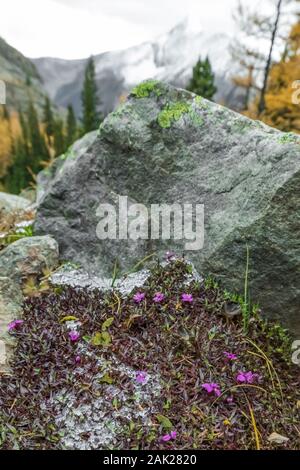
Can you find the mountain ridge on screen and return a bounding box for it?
[0,20,244,118]
[0,36,47,114]
[33,20,244,117]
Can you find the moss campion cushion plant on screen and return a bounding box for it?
[0,258,299,450]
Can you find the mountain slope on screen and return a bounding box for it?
[0,37,47,114]
[33,20,244,117]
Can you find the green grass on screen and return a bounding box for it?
[242,244,250,332]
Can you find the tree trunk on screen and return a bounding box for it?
[258,0,283,115]
[245,65,254,110]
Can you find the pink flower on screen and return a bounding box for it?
[165,251,176,261]
[8,319,24,331]
[153,292,165,303]
[202,382,222,397]
[75,355,81,364]
[133,292,145,303]
[181,293,193,303]
[160,431,177,442]
[224,351,238,361]
[136,371,148,384]
[227,396,234,403]
[69,331,80,342]
[236,371,260,384]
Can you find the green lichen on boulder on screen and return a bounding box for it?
[188,108,204,127]
[194,95,209,110]
[131,80,163,99]
[278,132,299,144]
[158,102,191,128]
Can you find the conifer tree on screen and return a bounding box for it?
[5,137,28,194]
[43,96,55,145]
[0,113,12,178]
[81,56,100,133]
[66,104,77,147]
[1,104,10,121]
[53,118,65,157]
[187,56,217,100]
[19,110,29,144]
[27,102,49,173]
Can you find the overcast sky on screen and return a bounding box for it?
[0,0,264,59]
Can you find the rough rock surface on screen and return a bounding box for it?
[0,236,59,284]
[0,276,24,370]
[0,192,31,213]
[35,81,300,333]
[36,130,98,204]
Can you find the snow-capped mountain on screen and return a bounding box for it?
[33,19,243,117]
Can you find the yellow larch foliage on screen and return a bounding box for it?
[0,117,12,178]
[261,21,300,134]
[0,110,21,178]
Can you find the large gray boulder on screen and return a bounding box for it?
[0,192,31,213]
[35,81,300,333]
[0,235,59,284]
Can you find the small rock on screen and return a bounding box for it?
[0,236,59,284]
[0,340,6,368]
[222,301,242,320]
[0,276,24,371]
[0,192,30,213]
[267,432,290,444]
